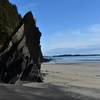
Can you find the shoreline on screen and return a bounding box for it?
[43,61,100,65]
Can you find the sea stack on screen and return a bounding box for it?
[0,0,43,83]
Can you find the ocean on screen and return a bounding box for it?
[47,56,100,64]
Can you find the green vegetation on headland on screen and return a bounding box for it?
[0,0,21,46]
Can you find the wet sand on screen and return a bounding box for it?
[0,62,100,100]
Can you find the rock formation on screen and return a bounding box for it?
[0,0,21,47]
[0,1,43,83]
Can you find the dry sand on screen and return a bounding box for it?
[41,63,100,89]
[0,62,100,100]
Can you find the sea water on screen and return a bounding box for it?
[48,56,100,64]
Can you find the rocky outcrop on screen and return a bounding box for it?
[0,0,43,84]
[0,12,43,84]
[0,0,21,46]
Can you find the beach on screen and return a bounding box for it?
[0,62,100,100]
[40,63,100,99]
[41,62,100,88]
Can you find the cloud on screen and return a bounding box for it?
[42,24,100,54]
[87,24,100,33]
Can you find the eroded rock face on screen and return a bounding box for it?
[0,0,21,46]
[0,12,43,84]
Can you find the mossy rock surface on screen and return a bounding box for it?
[0,0,21,45]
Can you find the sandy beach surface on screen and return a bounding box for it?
[0,62,100,100]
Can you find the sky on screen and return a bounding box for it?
[10,0,100,55]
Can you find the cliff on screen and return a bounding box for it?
[0,0,21,46]
[0,1,43,83]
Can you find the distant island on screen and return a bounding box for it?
[53,54,100,57]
